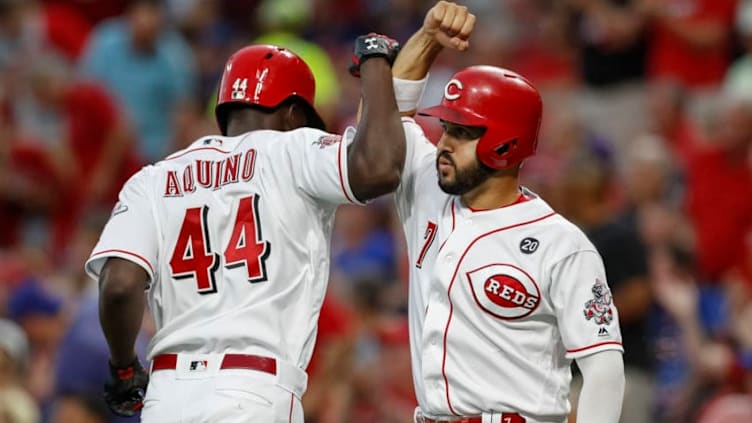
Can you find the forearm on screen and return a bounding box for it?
[348,58,405,201]
[674,312,734,378]
[99,258,148,367]
[575,351,625,423]
[392,28,443,81]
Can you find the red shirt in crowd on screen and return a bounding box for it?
[685,147,752,281]
[52,83,140,254]
[648,0,737,88]
[42,2,92,60]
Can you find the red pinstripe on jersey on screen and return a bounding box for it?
[288,393,294,423]
[566,341,623,354]
[441,211,557,416]
[165,147,231,161]
[90,249,155,276]
[438,200,456,252]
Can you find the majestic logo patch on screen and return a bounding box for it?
[111,201,128,217]
[584,278,613,325]
[313,135,342,149]
[519,237,539,254]
[466,263,540,320]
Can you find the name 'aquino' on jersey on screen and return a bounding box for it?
[162,144,258,197]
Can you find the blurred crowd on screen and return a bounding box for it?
[0,0,751,422]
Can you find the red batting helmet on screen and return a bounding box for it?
[215,44,324,134]
[419,66,543,170]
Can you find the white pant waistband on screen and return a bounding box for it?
[150,353,308,399]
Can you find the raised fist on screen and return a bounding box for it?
[349,33,401,77]
[423,1,476,51]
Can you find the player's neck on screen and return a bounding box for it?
[460,175,521,211]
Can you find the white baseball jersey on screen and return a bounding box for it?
[395,118,623,421]
[86,127,362,372]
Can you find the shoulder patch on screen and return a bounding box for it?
[312,134,342,149]
[583,278,614,325]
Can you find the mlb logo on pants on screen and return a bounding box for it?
[189,360,208,372]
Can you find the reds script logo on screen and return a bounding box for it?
[466,263,540,320]
[583,278,613,325]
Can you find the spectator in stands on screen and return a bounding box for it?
[7,279,65,408]
[652,244,752,422]
[13,52,139,257]
[558,154,655,423]
[302,293,354,423]
[724,0,752,104]
[641,0,738,128]
[80,0,197,163]
[49,393,109,423]
[684,95,752,284]
[568,0,649,150]
[332,202,398,283]
[0,319,38,423]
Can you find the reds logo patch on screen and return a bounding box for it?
[466,263,540,320]
[583,278,613,325]
[312,135,342,149]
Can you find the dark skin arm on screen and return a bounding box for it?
[347,2,475,201]
[347,58,405,202]
[99,257,148,367]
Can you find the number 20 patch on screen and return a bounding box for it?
[519,237,539,254]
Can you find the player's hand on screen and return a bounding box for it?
[349,33,401,78]
[104,358,149,417]
[423,1,476,51]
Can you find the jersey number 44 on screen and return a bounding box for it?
[169,194,271,295]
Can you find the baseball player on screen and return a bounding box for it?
[85,37,407,422]
[373,3,626,422]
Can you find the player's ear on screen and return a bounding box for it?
[283,100,308,131]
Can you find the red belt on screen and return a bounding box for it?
[422,414,525,423]
[151,354,277,375]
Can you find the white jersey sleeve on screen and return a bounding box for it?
[86,167,158,283]
[395,117,436,219]
[287,127,363,205]
[549,250,624,359]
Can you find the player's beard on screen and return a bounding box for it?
[436,153,494,195]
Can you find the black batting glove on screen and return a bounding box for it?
[349,32,400,77]
[104,358,149,417]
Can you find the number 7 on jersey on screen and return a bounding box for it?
[169,195,271,294]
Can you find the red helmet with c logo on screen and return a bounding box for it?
[420,66,543,170]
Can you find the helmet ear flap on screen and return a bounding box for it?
[477,136,520,169]
[493,138,518,157]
